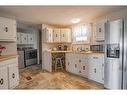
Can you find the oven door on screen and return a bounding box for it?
[24,49,37,67]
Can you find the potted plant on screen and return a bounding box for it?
[0,45,6,56]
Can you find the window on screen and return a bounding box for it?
[72,24,91,44]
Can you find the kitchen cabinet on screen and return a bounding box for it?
[8,63,19,89]
[66,53,79,75]
[60,28,71,42]
[44,27,53,43]
[0,66,8,89]
[0,17,16,42]
[53,29,61,42]
[17,32,21,44]
[79,54,88,78]
[20,33,28,44]
[96,21,106,41]
[0,57,19,89]
[88,54,104,84]
[43,51,52,72]
[27,33,34,44]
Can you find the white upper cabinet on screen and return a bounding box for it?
[44,27,53,43]
[27,33,34,44]
[53,28,61,42]
[17,32,21,44]
[0,17,16,41]
[20,33,28,44]
[95,20,107,41]
[60,28,71,42]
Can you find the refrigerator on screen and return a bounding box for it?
[104,19,127,89]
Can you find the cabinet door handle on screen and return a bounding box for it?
[5,27,8,32]
[0,78,4,85]
[83,66,85,70]
[63,34,64,37]
[56,34,57,37]
[68,62,70,65]
[12,73,15,79]
[93,57,98,59]
[99,28,101,32]
[79,59,81,63]
[75,64,77,68]
[94,68,96,73]
[79,70,81,73]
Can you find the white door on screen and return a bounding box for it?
[17,32,21,44]
[8,63,19,89]
[60,28,71,42]
[20,33,28,44]
[43,52,52,72]
[27,34,34,44]
[0,66,8,89]
[0,17,16,41]
[45,28,53,42]
[80,55,88,78]
[71,54,79,75]
[65,53,73,73]
[96,22,105,41]
[53,29,61,42]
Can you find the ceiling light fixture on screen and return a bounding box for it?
[71,18,80,24]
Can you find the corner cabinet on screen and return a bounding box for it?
[44,27,53,43]
[0,17,16,42]
[0,57,19,89]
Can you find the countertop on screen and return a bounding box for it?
[45,50,104,54]
[0,54,18,62]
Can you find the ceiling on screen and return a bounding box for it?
[0,6,126,27]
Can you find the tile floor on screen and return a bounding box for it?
[15,65,104,89]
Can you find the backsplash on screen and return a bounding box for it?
[72,44,90,52]
[0,43,17,55]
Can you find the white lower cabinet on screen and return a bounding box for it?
[66,53,104,84]
[43,51,52,72]
[88,54,104,84]
[0,66,8,89]
[0,57,19,89]
[8,63,19,89]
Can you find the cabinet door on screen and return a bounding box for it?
[80,55,88,78]
[71,54,79,75]
[8,63,19,89]
[0,66,8,89]
[27,34,34,44]
[45,28,53,42]
[66,53,73,72]
[96,22,105,41]
[20,33,28,44]
[60,28,71,42]
[53,29,61,42]
[0,17,16,41]
[17,32,21,44]
[43,52,52,72]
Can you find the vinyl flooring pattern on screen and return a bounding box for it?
[15,65,104,89]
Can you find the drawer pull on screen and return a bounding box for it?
[94,68,96,73]
[5,27,8,32]
[79,60,81,62]
[0,78,4,85]
[12,73,15,79]
[75,64,77,68]
[83,66,85,70]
